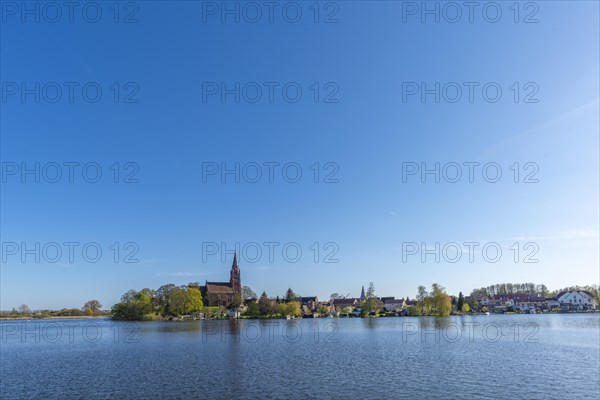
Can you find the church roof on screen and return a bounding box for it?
[206,282,234,294]
[332,298,359,306]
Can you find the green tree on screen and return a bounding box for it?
[360,282,382,316]
[155,284,176,315]
[137,288,155,315]
[169,287,188,316]
[111,289,153,320]
[406,306,420,316]
[277,303,287,316]
[121,289,138,305]
[285,301,302,317]
[231,293,242,309]
[430,283,452,317]
[285,288,297,303]
[417,285,428,314]
[366,282,376,298]
[186,287,204,313]
[246,301,260,317]
[581,284,600,304]
[361,297,383,317]
[242,286,257,300]
[83,299,103,316]
[259,292,272,315]
[111,303,130,320]
[456,292,464,312]
[467,291,481,311]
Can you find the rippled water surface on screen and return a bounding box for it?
[1,314,599,399]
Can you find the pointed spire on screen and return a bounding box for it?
[232,251,239,268]
[361,285,365,300]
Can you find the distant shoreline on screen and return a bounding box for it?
[1,312,598,322]
[0,316,109,321]
[117,310,600,322]
[2,310,598,322]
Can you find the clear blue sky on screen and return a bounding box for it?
[1,1,598,310]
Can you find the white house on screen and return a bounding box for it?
[514,301,536,313]
[558,291,596,311]
[479,297,490,306]
[545,299,561,309]
[383,298,405,312]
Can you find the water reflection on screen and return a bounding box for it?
[1,315,598,399]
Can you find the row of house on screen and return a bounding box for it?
[244,290,597,316]
[243,295,414,316]
[300,290,597,315]
[479,290,597,313]
[200,257,597,314]
[327,296,416,315]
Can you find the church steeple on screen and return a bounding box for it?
[232,251,239,269]
[230,252,241,295]
[361,285,365,300]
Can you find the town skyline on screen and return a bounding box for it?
[2,1,598,313]
[2,250,598,311]
[1,2,598,399]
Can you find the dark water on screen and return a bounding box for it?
[1,314,599,399]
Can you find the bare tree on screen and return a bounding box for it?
[83,299,103,315]
[18,304,31,315]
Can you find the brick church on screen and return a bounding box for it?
[199,252,242,307]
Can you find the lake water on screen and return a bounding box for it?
[1,314,599,399]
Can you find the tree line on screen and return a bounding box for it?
[5,282,598,321]
[244,288,303,318]
[0,300,104,318]
[110,283,264,320]
[331,283,456,317]
[469,282,550,299]
[408,284,454,317]
[111,284,205,321]
[469,283,600,304]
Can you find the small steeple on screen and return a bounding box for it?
[232,251,239,269]
[361,285,365,300]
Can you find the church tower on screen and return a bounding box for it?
[230,252,241,295]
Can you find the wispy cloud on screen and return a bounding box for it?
[483,98,600,157]
[155,272,206,277]
[511,229,600,242]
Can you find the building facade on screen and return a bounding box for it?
[200,253,242,307]
[557,290,596,311]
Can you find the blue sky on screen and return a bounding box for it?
[1,1,599,310]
